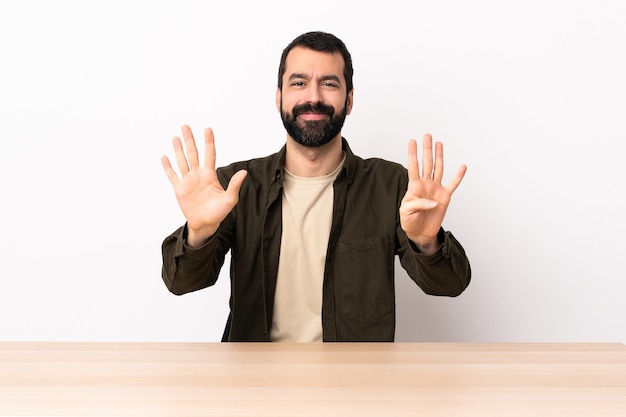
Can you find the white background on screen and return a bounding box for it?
[1,0,625,343]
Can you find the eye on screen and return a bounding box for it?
[290,81,305,87]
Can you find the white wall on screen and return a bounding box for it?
[1,0,625,343]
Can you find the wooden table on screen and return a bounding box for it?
[1,342,626,416]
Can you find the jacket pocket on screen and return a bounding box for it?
[337,235,395,320]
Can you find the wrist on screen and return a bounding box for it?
[407,234,440,256]
[186,224,218,248]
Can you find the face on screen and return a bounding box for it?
[277,46,353,147]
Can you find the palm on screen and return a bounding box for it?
[172,165,236,232]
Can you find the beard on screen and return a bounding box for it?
[280,100,348,147]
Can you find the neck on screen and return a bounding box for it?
[284,136,344,177]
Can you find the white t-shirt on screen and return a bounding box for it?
[270,159,344,342]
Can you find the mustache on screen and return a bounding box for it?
[292,102,335,117]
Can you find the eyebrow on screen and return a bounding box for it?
[288,73,342,84]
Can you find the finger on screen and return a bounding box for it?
[402,198,438,214]
[446,164,467,194]
[160,155,180,186]
[181,125,200,169]
[433,141,444,183]
[224,169,248,204]
[172,136,190,175]
[407,139,420,182]
[421,133,433,179]
[204,127,216,171]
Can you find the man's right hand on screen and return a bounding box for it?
[161,125,247,248]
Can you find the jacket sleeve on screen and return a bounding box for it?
[398,227,471,296]
[161,224,230,295]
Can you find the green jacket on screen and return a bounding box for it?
[161,138,471,342]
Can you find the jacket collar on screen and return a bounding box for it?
[270,137,357,185]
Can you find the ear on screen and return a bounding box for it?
[345,89,354,115]
[275,87,282,112]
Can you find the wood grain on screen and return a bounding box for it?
[1,342,625,416]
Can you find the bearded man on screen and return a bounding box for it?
[160,31,471,342]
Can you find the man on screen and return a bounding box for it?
[161,31,471,342]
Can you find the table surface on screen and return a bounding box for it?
[1,342,626,417]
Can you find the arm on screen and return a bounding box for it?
[398,133,470,295]
[161,222,233,295]
[160,125,245,294]
[398,226,471,296]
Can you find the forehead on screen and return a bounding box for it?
[283,46,345,80]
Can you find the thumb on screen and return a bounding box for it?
[402,198,438,214]
[225,170,248,199]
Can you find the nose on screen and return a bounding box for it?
[303,84,322,104]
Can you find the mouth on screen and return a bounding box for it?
[297,112,329,121]
[292,103,334,122]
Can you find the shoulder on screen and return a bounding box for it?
[354,157,408,190]
[343,138,406,176]
[349,153,407,181]
[358,156,406,172]
[216,148,284,186]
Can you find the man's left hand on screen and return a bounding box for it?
[399,134,467,255]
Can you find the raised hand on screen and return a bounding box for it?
[399,134,466,255]
[161,125,247,247]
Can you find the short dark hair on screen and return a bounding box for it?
[277,31,354,93]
